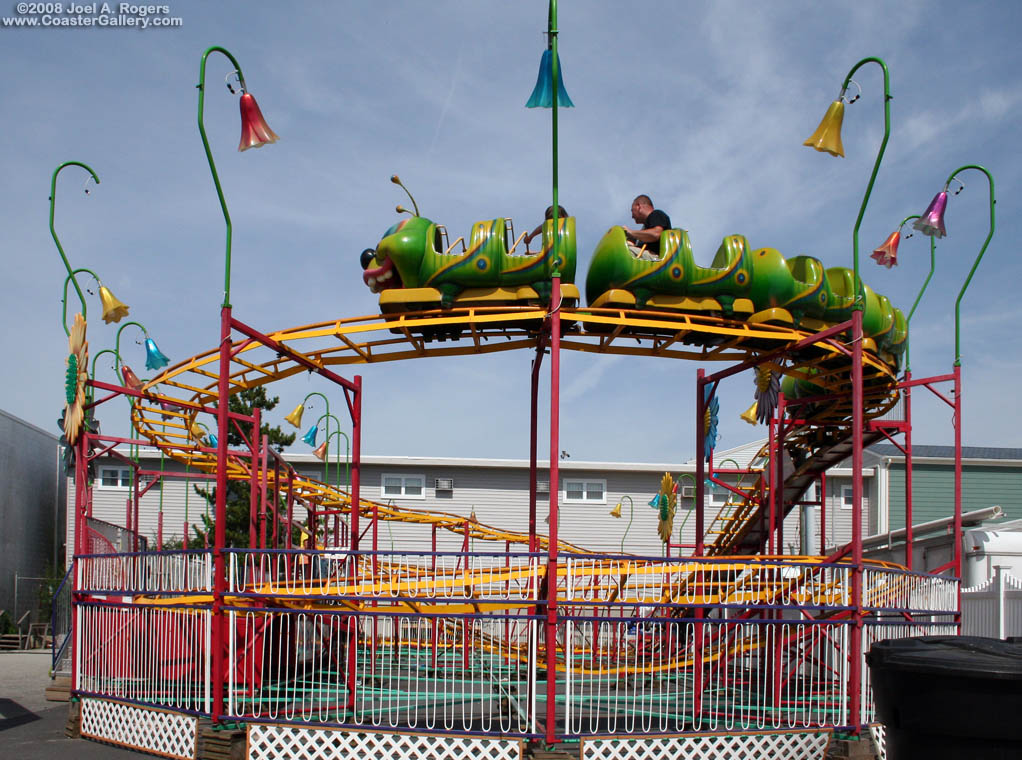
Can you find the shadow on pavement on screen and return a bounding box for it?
[0,698,41,731]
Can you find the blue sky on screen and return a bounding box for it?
[2,1,1020,464]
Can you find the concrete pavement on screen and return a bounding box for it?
[0,649,148,758]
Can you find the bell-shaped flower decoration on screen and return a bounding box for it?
[144,337,170,371]
[302,425,318,447]
[99,285,130,324]
[609,502,622,519]
[238,92,279,151]
[206,432,218,449]
[740,401,759,426]
[913,191,948,238]
[803,100,845,157]
[284,403,305,429]
[120,365,144,392]
[871,230,901,268]
[526,49,574,109]
[312,441,328,461]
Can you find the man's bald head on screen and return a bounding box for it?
[631,194,654,223]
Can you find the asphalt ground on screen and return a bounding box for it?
[0,650,148,758]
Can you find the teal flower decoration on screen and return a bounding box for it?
[703,385,719,462]
[144,337,170,371]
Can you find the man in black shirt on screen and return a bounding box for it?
[624,194,672,259]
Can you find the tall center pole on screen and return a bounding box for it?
[544,275,561,745]
[849,308,864,730]
[530,348,543,553]
[212,304,231,723]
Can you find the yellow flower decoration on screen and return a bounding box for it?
[63,312,89,445]
[656,472,677,544]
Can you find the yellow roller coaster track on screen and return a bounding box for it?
[126,305,898,555]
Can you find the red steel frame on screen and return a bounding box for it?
[68,297,968,738]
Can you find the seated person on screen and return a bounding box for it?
[523,204,569,249]
[623,194,671,260]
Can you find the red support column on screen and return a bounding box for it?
[767,407,778,555]
[350,376,362,552]
[544,276,561,745]
[693,371,707,725]
[819,472,827,555]
[70,429,89,693]
[695,370,706,557]
[776,393,787,555]
[212,305,231,724]
[903,371,914,571]
[953,363,963,628]
[849,308,864,731]
[529,345,543,554]
[259,435,269,550]
[346,375,362,711]
[248,407,261,549]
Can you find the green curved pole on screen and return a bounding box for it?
[322,429,350,491]
[197,46,247,309]
[299,392,330,483]
[60,268,102,335]
[899,214,936,373]
[674,473,698,554]
[315,413,350,490]
[944,165,996,366]
[50,161,100,335]
[841,57,892,307]
[617,495,634,554]
[549,0,560,280]
[114,321,149,373]
[90,348,120,383]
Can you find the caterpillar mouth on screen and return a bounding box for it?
[363,256,402,293]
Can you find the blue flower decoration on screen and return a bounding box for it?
[703,385,719,462]
[144,337,170,371]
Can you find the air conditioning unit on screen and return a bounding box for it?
[536,480,550,493]
[434,478,454,491]
[681,485,696,498]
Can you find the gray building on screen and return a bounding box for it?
[69,439,873,560]
[0,409,66,626]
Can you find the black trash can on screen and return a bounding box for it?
[867,636,1022,760]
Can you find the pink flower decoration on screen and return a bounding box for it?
[238,92,279,151]
[912,191,948,238]
[871,230,900,268]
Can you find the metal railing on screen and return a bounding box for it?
[51,562,74,673]
[72,550,959,735]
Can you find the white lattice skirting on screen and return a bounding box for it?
[582,731,832,760]
[248,724,523,760]
[80,697,197,760]
[870,724,887,760]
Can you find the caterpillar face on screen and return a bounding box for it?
[362,217,433,292]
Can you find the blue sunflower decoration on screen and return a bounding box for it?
[703,384,719,462]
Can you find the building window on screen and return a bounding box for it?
[563,479,606,504]
[381,474,425,499]
[707,484,729,508]
[99,467,132,489]
[841,485,853,509]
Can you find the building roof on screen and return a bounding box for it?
[870,444,1022,462]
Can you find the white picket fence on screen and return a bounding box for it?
[961,566,1022,639]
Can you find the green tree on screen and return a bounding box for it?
[194,386,295,548]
